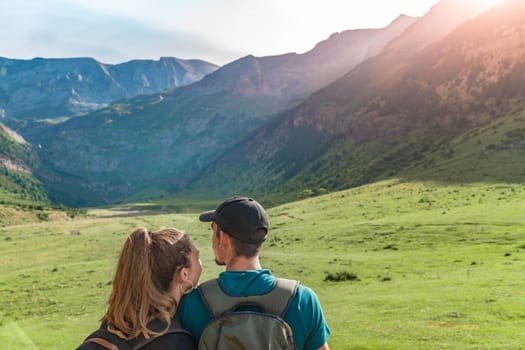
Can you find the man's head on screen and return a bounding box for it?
[199,197,268,262]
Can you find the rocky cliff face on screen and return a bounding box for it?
[0,57,218,119]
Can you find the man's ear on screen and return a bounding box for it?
[219,229,230,248]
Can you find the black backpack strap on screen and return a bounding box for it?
[129,319,192,350]
[78,319,191,350]
[198,277,299,318]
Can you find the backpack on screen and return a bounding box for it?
[76,319,191,350]
[197,277,299,350]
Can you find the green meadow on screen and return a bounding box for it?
[1,180,524,349]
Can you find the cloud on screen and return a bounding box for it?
[0,0,238,65]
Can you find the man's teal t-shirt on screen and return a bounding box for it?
[176,270,330,350]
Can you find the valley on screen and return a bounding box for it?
[1,1,525,349]
[1,180,523,349]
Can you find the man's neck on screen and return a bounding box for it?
[226,256,262,271]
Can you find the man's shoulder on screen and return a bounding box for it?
[272,277,314,295]
[294,282,315,295]
[286,281,323,310]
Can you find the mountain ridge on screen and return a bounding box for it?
[171,14,418,113]
[0,56,219,119]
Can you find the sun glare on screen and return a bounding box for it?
[483,0,507,8]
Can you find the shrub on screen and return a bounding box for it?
[324,271,359,282]
[37,212,49,221]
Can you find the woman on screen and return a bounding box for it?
[77,227,202,350]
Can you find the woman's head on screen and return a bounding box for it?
[148,228,201,295]
[104,227,201,339]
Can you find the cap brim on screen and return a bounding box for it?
[199,210,216,222]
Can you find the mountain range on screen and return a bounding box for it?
[0,57,218,119]
[1,0,524,208]
[12,14,416,206]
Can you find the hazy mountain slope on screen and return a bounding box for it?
[0,57,218,119]
[184,0,524,202]
[181,14,417,109]
[299,0,508,127]
[26,17,416,206]
[30,93,280,206]
[279,0,525,196]
[0,123,48,203]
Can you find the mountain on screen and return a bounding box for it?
[179,14,417,110]
[183,0,525,203]
[0,123,48,203]
[0,57,218,119]
[22,16,416,206]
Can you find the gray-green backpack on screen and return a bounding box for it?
[197,277,299,350]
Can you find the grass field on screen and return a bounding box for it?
[1,179,524,349]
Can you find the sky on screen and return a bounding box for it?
[0,0,451,66]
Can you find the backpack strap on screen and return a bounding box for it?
[83,337,119,350]
[129,319,192,350]
[79,319,191,350]
[198,277,299,318]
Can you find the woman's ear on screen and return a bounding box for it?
[177,267,189,283]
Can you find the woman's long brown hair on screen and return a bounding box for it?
[103,227,192,340]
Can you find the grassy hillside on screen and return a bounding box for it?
[0,123,88,226]
[1,180,523,349]
[0,123,49,205]
[186,108,525,208]
[400,114,525,183]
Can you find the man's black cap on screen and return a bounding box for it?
[199,196,268,244]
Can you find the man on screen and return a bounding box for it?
[176,196,330,350]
